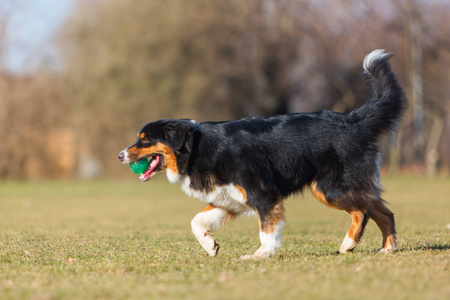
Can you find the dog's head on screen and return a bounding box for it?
[118,119,196,182]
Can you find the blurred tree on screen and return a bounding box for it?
[57,0,450,177]
[0,4,71,179]
[3,0,440,178]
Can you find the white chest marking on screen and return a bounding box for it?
[166,169,254,216]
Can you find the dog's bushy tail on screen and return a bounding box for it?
[351,49,406,143]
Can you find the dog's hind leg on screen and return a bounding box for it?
[340,210,370,253]
[240,201,285,260]
[370,200,397,253]
[310,181,370,253]
[191,204,235,257]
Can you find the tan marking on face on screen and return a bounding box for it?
[126,145,139,160]
[126,142,179,174]
[139,133,145,140]
[260,201,284,234]
[154,143,178,174]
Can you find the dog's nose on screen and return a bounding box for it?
[118,151,124,161]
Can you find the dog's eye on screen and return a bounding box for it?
[141,138,150,145]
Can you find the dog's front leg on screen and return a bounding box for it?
[191,204,234,257]
[240,201,285,260]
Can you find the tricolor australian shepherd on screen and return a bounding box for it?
[118,50,406,259]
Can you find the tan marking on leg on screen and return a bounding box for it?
[234,185,247,202]
[240,201,285,260]
[261,201,285,234]
[199,204,235,228]
[381,235,397,253]
[348,211,364,242]
[200,204,216,213]
[340,211,367,253]
[310,181,342,210]
[371,202,397,253]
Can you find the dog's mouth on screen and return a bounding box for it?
[139,155,164,182]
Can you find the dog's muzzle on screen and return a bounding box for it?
[118,150,126,163]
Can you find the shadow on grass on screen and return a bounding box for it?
[399,242,450,252]
[277,244,450,259]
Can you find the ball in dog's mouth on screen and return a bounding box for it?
[129,158,149,174]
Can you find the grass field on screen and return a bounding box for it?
[0,177,449,299]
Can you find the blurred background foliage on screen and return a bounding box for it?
[0,0,449,179]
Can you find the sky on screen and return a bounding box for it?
[0,0,447,74]
[1,0,76,73]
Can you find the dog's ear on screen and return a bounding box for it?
[163,121,195,174]
[165,127,186,151]
[164,121,194,152]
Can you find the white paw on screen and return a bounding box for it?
[339,233,357,253]
[239,254,255,260]
[239,246,273,260]
[378,245,397,254]
[239,253,270,260]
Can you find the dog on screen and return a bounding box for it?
[118,49,406,259]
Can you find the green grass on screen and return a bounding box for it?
[0,177,449,299]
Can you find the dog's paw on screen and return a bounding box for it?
[377,246,397,254]
[239,254,258,260]
[339,233,357,254]
[239,249,272,260]
[206,242,220,257]
[339,248,355,254]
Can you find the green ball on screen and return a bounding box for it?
[129,158,149,174]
